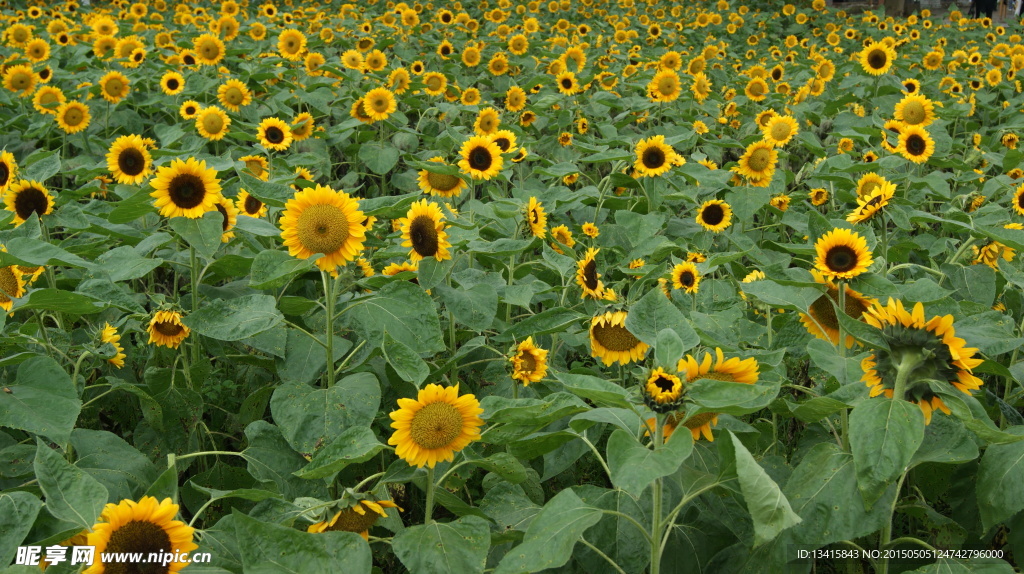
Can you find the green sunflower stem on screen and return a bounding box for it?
[189,245,201,364]
[879,469,909,574]
[322,270,336,388]
[837,281,849,452]
[892,349,925,404]
[650,413,664,574]
[424,466,436,525]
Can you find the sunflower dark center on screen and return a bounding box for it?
[701,204,725,226]
[517,349,537,373]
[561,78,573,89]
[296,204,350,254]
[468,146,492,170]
[679,270,695,287]
[153,321,183,337]
[906,134,926,155]
[324,507,381,534]
[244,195,263,214]
[368,96,388,113]
[0,267,20,303]
[102,520,173,574]
[592,322,642,352]
[409,215,439,257]
[183,54,196,65]
[748,148,772,172]
[184,105,196,115]
[426,171,460,191]
[642,147,666,169]
[168,174,207,209]
[772,69,782,80]
[10,71,31,90]
[868,49,887,69]
[118,149,145,176]
[215,203,230,231]
[657,76,676,94]
[582,259,598,289]
[265,126,284,144]
[200,42,219,58]
[0,163,9,186]
[409,401,463,449]
[905,82,917,92]
[166,78,179,90]
[13,186,48,220]
[825,245,857,272]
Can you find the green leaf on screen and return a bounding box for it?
[655,328,685,369]
[503,308,585,341]
[169,212,224,260]
[242,421,327,500]
[850,398,925,508]
[555,372,632,408]
[382,331,429,387]
[933,387,1024,445]
[23,151,61,182]
[791,397,851,423]
[0,237,90,268]
[741,279,824,311]
[417,258,453,291]
[275,329,351,385]
[0,356,81,444]
[145,462,179,502]
[480,393,589,425]
[0,492,42,566]
[624,287,700,349]
[342,282,445,357]
[976,427,1024,532]
[269,374,380,455]
[183,294,284,341]
[108,188,157,224]
[435,284,497,331]
[34,440,108,530]
[17,289,105,314]
[607,428,693,497]
[493,489,603,574]
[392,516,490,574]
[93,246,163,282]
[249,250,315,290]
[359,142,400,174]
[233,511,372,574]
[238,173,294,208]
[72,429,158,502]
[464,452,527,484]
[686,377,781,415]
[722,432,801,546]
[806,339,866,385]
[836,310,890,351]
[570,408,643,435]
[295,426,386,479]
[910,413,979,468]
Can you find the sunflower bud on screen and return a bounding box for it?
[642,367,684,413]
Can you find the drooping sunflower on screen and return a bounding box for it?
[457,136,502,180]
[147,310,190,349]
[799,270,877,348]
[84,497,195,574]
[215,196,238,243]
[106,135,152,185]
[893,93,935,127]
[280,185,367,274]
[100,323,126,368]
[634,135,677,177]
[735,140,778,184]
[0,262,26,313]
[99,71,130,104]
[0,151,17,193]
[388,383,484,468]
[308,499,402,540]
[4,180,53,226]
[590,310,650,367]
[526,197,547,238]
[217,79,251,112]
[235,189,267,218]
[695,199,733,233]
[511,336,549,386]
[860,41,896,75]
[257,117,293,151]
[643,367,684,412]
[898,125,935,164]
[576,248,605,299]
[648,69,681,103]
[814,228,874,280]
[847,180,895,224]
[671,261,701,294]
[399,199,452,262]
[160,71,185,96]
[417,157,467,198]
[676,348,760,441]
[55,101,90,134]
[150,158,222,219]
[362,87,397,122]
[762,115,799,147]
[860,299,984,424]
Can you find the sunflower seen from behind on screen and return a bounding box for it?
[388,383,484,468]
[84,496,197,574]
[399,199,452,262]
[147,310,190,349]
[100,322,126,368]
[814,228,873,280]
[510,336,549,386]
[280,184,367,275]
[590,310,649,366]
[106,134,151,185]
[150,157,222,219]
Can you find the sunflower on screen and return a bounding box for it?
[860,299,984,424]
[399,199,452,262]
[417,158,467,198]
[690,72,712,102]
[511,336,549,385]
[762,115,799,147]
[457,136,503,180]
[362,87,397,122]
[898,125,935,164]
[744,77,770,101]
[195,106,230,141]
[106,135,152,185]
[505,86,527,111]
[422,72,447,96]
[575,248,605,299]
[149,158,221,219]
[855,172,889,197]
[550,224,575,253]
[4,180,53,226]
[179,101,201,120]
[799,270,877,348]
[675,348,759,441]
[98,322,126,368]
[0,151,17,193]
[589,310,649,366]
[643,367,684,412]
[308,499,402,540]
[735,140,778,184]
[526,197,547,238]
[159,71,185,96]
[280,185,367,274]
[490,130,518,155]
[215,196,238,243]
[388,383,484,468]
[147,311,190,349]
[292,112,315,141]
[770,194,791,212]
[634,135,677,177]
[0,262,26,313]
[235,189,267,218]
[84,498,196,574]
[474,107,501,135]
[382,260,419,278]
[217,79,251,112]
[257,117,293,152]
[847,180,895,224]
[695,199,732,233]
[3,65,36,97]
[32,85,65,115]
[671,261,701,293]
[860,41,896,75]
[556,71,580,95]
[350,98,374,124]
[239,155,270,182]
[99,71,130,104]
[814,228,873,280]
[276,28,306,60]
[894,94,935,127]
[55,101,90,134]
[648,69,681,103]
[1013,185,1024,216]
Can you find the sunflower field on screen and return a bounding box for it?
[4,0,1024,572]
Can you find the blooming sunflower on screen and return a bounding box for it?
[744,77,770,101]
[308,499,402,540]
[147,311,190,349]
[860,41,896,75]
[648,69,681,102]
[855,172,889,198]
[576,248,605,299]
[257,117,293,151]
[179,101,201,120]
[84,497,196,574]
[809,188,829,206]
[511,336,549,385]
[634,135,677,177]
[474,107,501,135]
[505,86,527,111]
[196,106,230,141]
[860,299,984,424]
[458,136,502,180]
[362,87,397,122]
[399,199,452,262]
[735,140,778,184]
[150,158,222,219]
[893,93,935,127]
[215,196,238,242]
[814,228,873,280]
[280,185,367,274]
[675,348,760,441]
[417,158,467,198]
[671,261,701,294]
[291,112,315,141]
[847,180,895,224]
[3,64,36,97]
[556,71,580,95]
[0,151,17,193]
[106,135,151,185]
[526,197,547,238]
[590,310,649,367]
[217,79,251,112]
[100,322,126,368]
[55,101,90,134]
[239,155,269,181]
[0,262,26,313]
[422,72,447,96]
[490,130,518,155]
[388,383,484,468]
[277,29,306,60]
[898,125,935,164]
[99,71,130,103]
[4,180,53,226]
[644,367,684,412]
[799,270,877,348]
[695,199,732,233]
[235,189,267,218]
[762,115,799,147]
[1013,185,1024,216]
[160,72,185,96]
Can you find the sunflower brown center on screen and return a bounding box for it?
[224,87,243,104]
[582,259,598,289]
[902,102,925,124]
[592,322,642,352]
[0,267,21,303]
[368,95,389,113]
[102,520,173,574]
[770,122,791,141]
[906,134,926,155]
[296,204,350,255]
[63,107,84,126]
[0,163,9,186]
[215,203,230,231]
[409,401,463,449]
[426,171,460,192]
[409,215,439,257]
[244,195,263,214]
[468,146,492,171]
[184,105,197,116]
[245,160,265,177]
[13,186,48,220]
[118,149,145,176]
[10,71,32,90]
[748,81,764,96]
[200,42,220,59]
[682,412,717,430]
[517,350,537,374]
[324,507,381,534]
[642,146,666,169]
[153,320,183,337]
[825,245,857,272]
[701,204,725,226]
[747,148,772,172]
[653,376,675,393]
[168,174,208,209]
[679,271,695,287]
[105,78,125,96]
[202,112,224,134]
[561,78,573,89]
[867,49,887,69]
[265,126,284,144]
[425,76,443,91]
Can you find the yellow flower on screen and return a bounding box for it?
[695,199,732,233]
[147,311,190,349]
[814,228,873,280]
[590,310,650,366]
[399,199,452,262]
[576,248,605,299]
[388,384,484,468]
[149,158,222,219]
[100,323,126,368]
[5,180,54,226]
[279,185,367,275]
[458,136,503,180]
[106,135,152,185]
[85,497,196,574]
[511,337,549,385]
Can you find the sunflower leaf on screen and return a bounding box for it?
[606,428,693,497]
[493,489,603,574]
[0,492,42,567]
[169,212,223,260]
[718,432,801,546]
[0,356,81,445]
[393,516,491,574]
[183,294,284,341]
[295,426,385,480]
[33,439,109,531]
[233,511,372,574]
[849,397,925,508]
[624,287,699,349]
[976,426,1024,532]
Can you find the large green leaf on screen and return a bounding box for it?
[720,432,801,546]
[269,374,380,455]
[17,289,105,314]
[480,393,589,426]
[435,284,498,331]
[169,212,224,260]
[624,287,700,349]
[183,294,284,341]
[92,246,163,282]
[295,426,386,479]
[382,331,429,387]
[249,250,315,290]
[686,377,781,415]
[607,427,693,497]
[34,440,108,530]
[494,489,603,574]
[0,356,81,444]
[0,492,42,566]
[392,516,490,574]
[574,485,649,574]
[503,308,585,340]
[342,281,445,359]
[555,372,633,409]
[976,427,1024,532]
[0,237,90,268]
[72,429,158,502]
[740,279,823,311]
[242,421,327,500]
[850,398,925,507]
[233,511,372,574]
